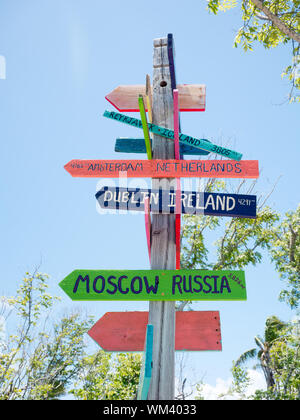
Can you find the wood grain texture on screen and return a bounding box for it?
[88,311,222,352]
[148,36,176,401]
[105,84,206,112]
[146,74,153,124]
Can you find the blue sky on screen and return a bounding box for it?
[0,0,299,396]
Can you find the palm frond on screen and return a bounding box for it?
[234,348,257,366]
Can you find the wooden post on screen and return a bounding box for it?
[147,37,176,400]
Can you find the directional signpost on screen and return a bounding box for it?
[62,34,259,401]
[88,311,222,352]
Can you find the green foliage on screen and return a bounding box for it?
[250,318,300,399]
[228,363,251,398]
[25,313,93,400]
[181,200,299,310]
[0,272,94,400]
[206,0,300,102]
[70,352,141,400]
[269,206,300,308]
[0,272,141,400]
[70,351,112,400]
[181,205,279,270]
[234,316,300,399]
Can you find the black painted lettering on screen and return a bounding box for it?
[144,276,159,294]
[172,275,183,294]
[107,276,118,295]
[73,275,90,294]
[193,276,203,293]
[93,275,105,294]
[130,276,143,294]
[220,276,231,294]
[202,276,212,293]
[118,276,129,294]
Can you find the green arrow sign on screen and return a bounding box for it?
[59,269,246,301]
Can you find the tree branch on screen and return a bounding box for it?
[250,0,300,43]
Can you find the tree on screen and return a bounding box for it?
[234,315,287,389]
[234,316,300,399]
[70,352,141,400]
[181,179,280,271]
[207,0,300,102]
[0,271,94,400]
[269,205,300,308]
[0,272,141,400]
[180,183,299,400]
[266,318,300,399]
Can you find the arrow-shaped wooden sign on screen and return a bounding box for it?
[88,311,222,351]
[103,110,242,161]
[105,84,206,112]
[64,159,259,179]
[95,186,257,218]
[59,269,247,301]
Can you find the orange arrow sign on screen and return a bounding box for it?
[105,84,206,112]
[88,311,222,352]
[64,159,259,179]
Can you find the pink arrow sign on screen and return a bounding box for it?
[105,84,206,112]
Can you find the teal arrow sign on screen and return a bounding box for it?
[103,110,242,161]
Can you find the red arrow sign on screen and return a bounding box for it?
[88,311,222,352]
[64,159,259,179]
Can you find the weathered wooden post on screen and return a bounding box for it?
[147,37,176,400]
